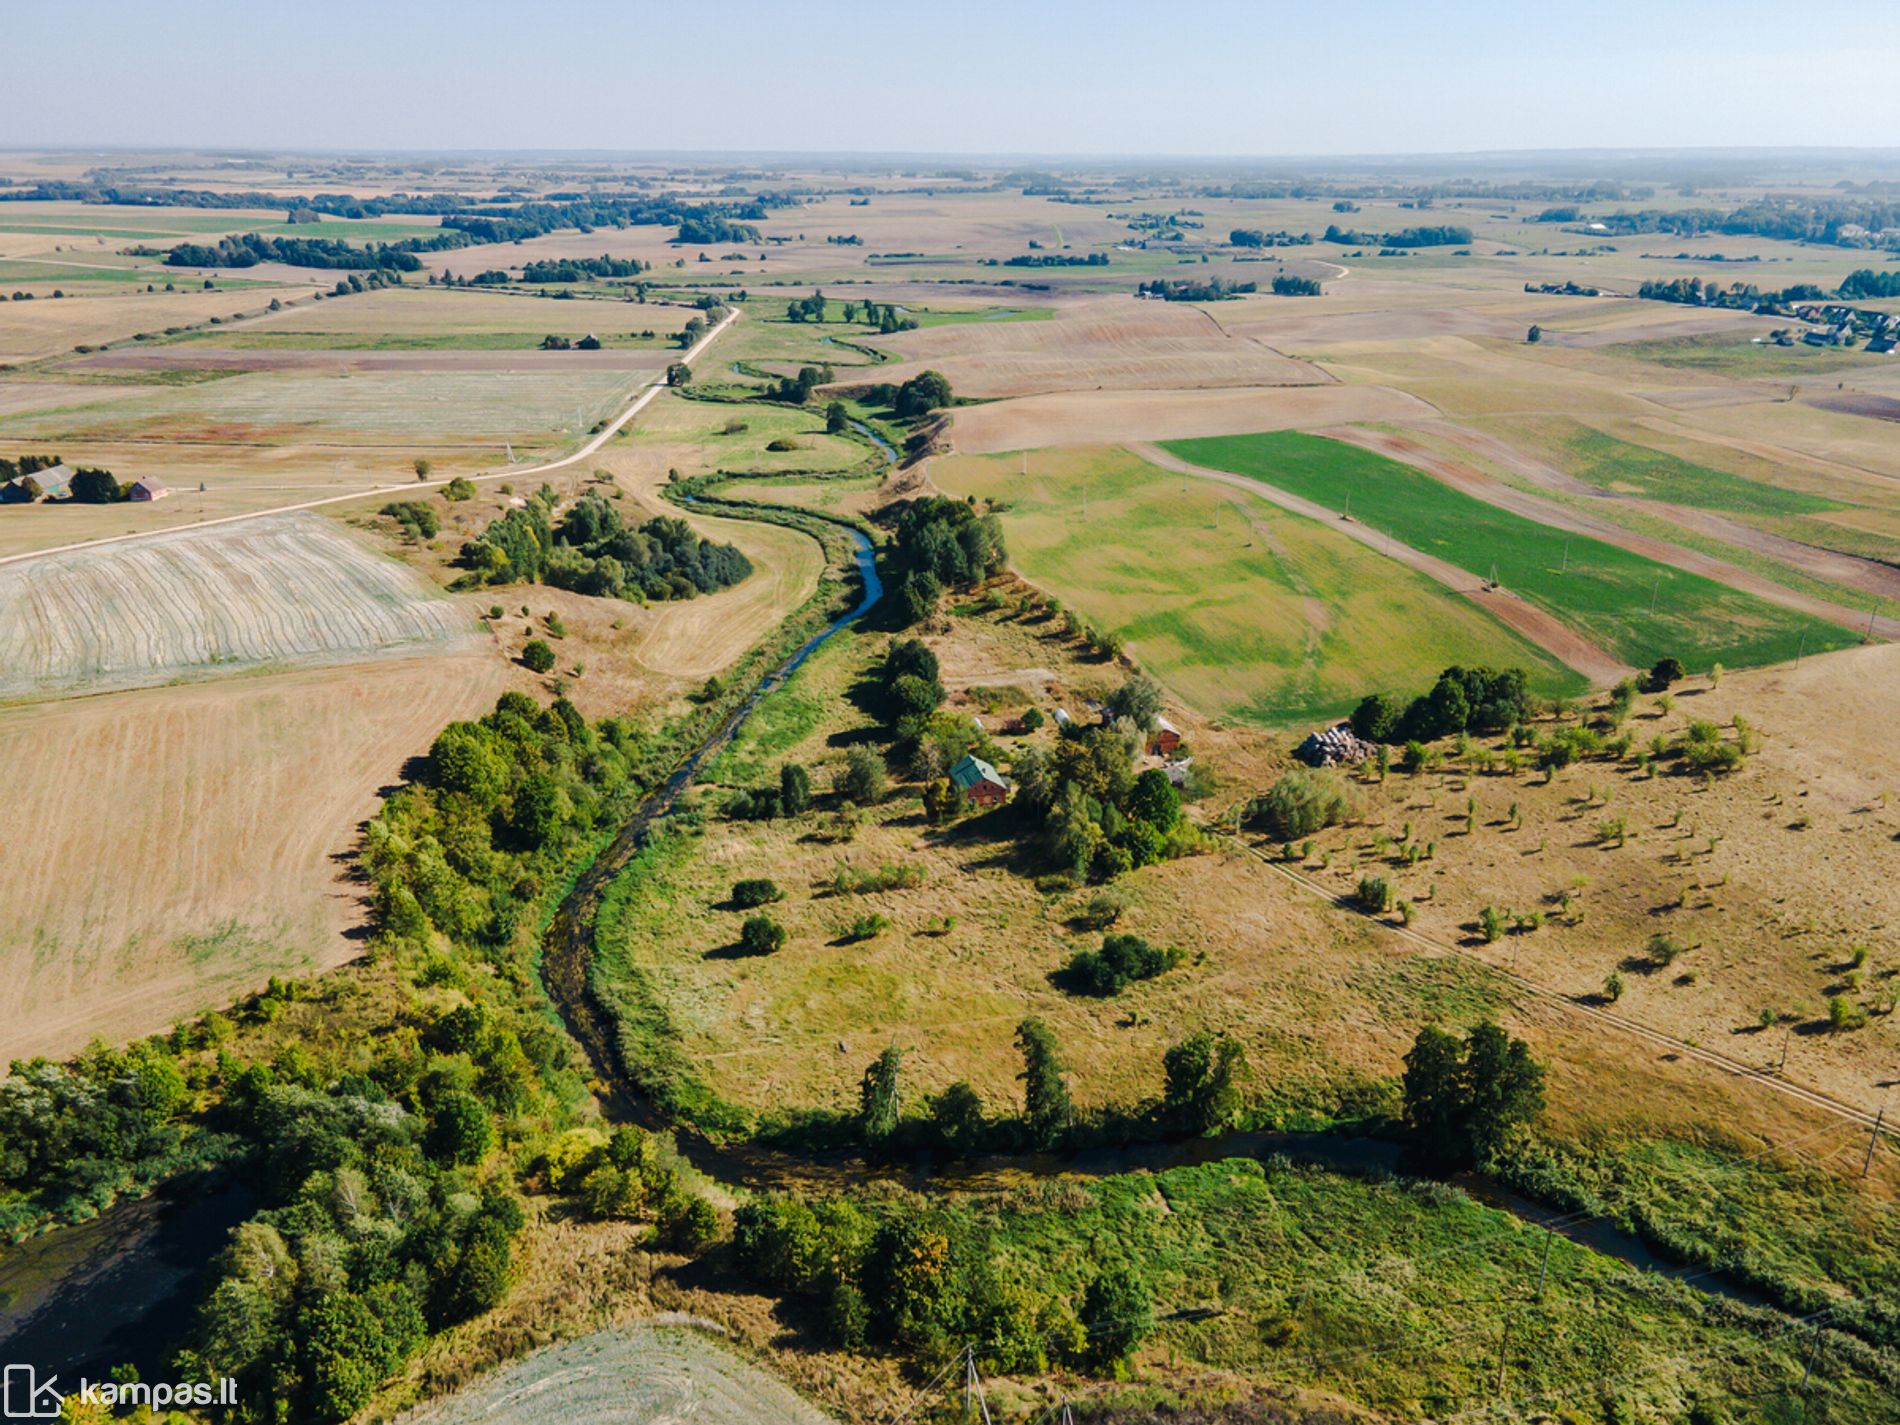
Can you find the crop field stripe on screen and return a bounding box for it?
[1162,431,1860,672]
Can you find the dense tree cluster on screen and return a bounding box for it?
[732,1191,1152,1374]
[0,1044,195,1234]
[1230,228,1314,246]
[1349,665,1534,745]
[1061,932,1182,997]
[782,289,829,322]
[1136,277,1256,301]
[1246,766,1360,840]
[674,214,764,245]
[166,233,423,272]
[457,491,751,601]
[766,363,833,405]
[880,494,1003,626]
[1838,269,1900,299]
[519,254,648,282]
[180,1066,527,1422]
[1012,685,1199,883]
[1271,274,1323,295]
[66,465,123,502]
[998,251,1110,267]
[1322,223,1473,247]
[364,690,653,951]
[1402,1022,1545,1170]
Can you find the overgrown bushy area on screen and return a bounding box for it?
[730,1154,1899,1418]
[0,1043,228,1238]
[363,692,653,945]
[455,487,751,601]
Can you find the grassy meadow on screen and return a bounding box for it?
[932,445,1583,726]
[1164,431,1859,672]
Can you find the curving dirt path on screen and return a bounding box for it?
[1324,424,1900,639]
[1126,441,1630,685]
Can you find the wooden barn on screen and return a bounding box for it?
[1149,715,1183,757]
[950,753,1011,808]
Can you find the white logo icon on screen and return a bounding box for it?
[2,1365,61,1420]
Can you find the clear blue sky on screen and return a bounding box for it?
[13,0,1900,157]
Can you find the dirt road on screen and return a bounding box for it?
[1127,441,1630,684]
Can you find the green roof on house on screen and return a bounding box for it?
[950,753,1007,791]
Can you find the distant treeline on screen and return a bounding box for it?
[8,183,779,258]
[1137,278,1255,301]
[1840,268,1900,298]
[1230,228,1314,247]
[165,233,424,271]
[996,252,1110,267]
[1544,198,1900,249]
[1639,276,1830,310]
[518,254,650,282]
[1271,274,1323,296]
[1323,223,1472,248]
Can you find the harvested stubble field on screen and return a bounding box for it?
[0,651,506,1063]
[865,294,1326,398]
[393,1326,837,1425]
[1269,641,1900,1117]
[0,512,474,699]
[0,285,318,363]
[931,444,1581,726]
[1165,431,1859,673]
[0,366,642,445]
[158,285,697,341]
[946,383,1436,453]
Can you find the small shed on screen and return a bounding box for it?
[129,477,171,501]
[1149,715,1183,757]
[950,753,1011,808]
[1052,707,1075,729]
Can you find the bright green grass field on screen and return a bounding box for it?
[933,446,1582,726]
[1563,425,1842,518]
[1164,432,1858,673]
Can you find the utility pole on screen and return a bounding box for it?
[1796,628,1808,664]
[1343,491,1351,520]
[1560,539,1569,574]
[1866,604,1879,640]
[1779,1027,1792,1074]
[1800,1318,1824,1392]
[1865,1106,1887,1178]
[1058,1401,1077,1425]
[1495,1311,1514,1394]
[1648,572,1662,616]
[1535,1223,1556,1300]
[963,1346,993,1425]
